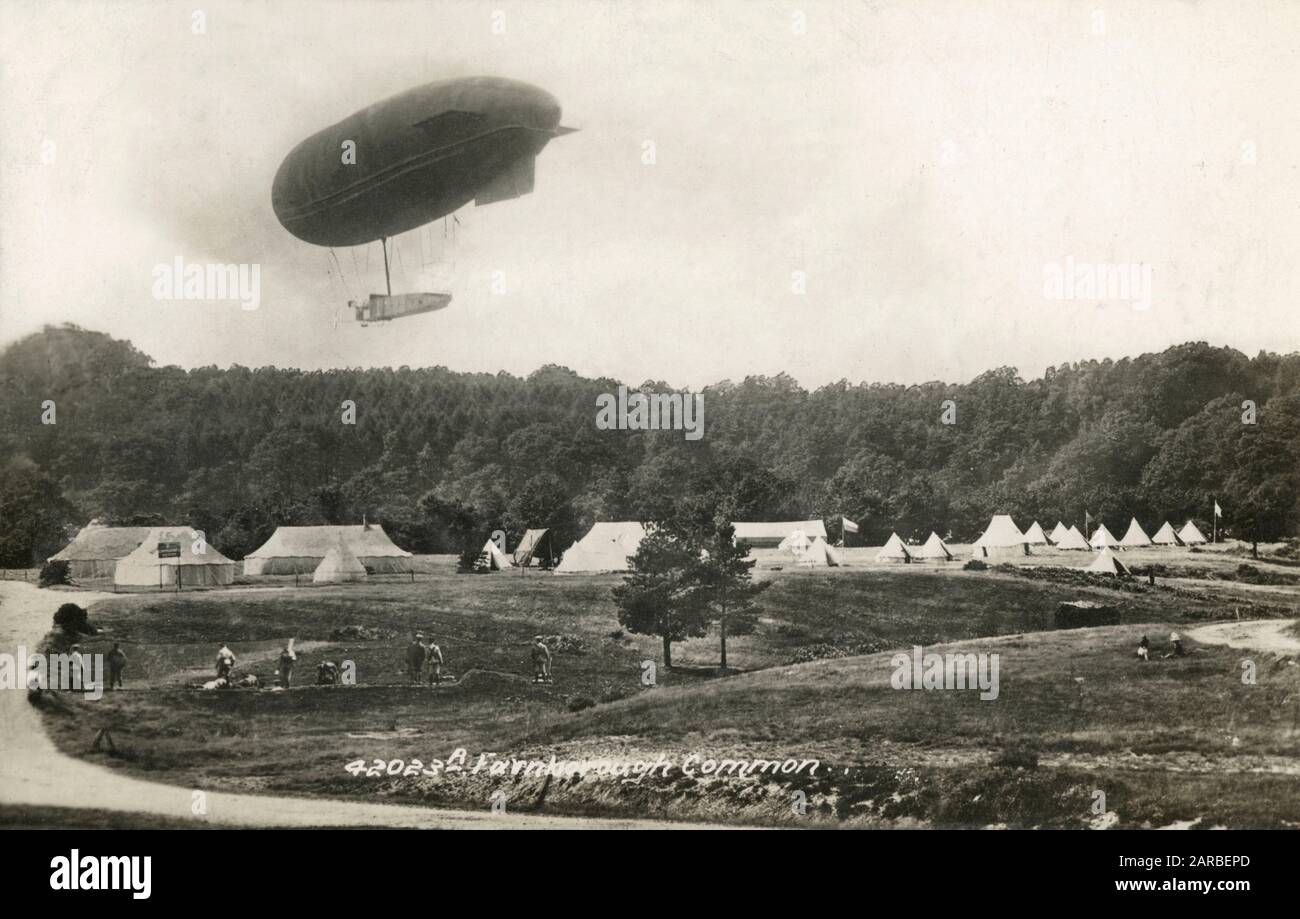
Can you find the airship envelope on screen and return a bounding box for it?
[272,76,574,248]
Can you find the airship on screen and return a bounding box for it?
[272,76,575,322]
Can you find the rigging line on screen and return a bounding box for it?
[329,247,354,302]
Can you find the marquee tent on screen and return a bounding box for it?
[312,536,369,583]
[47,521,152,579]
[1084,548,1131,576]
[1119,518,1153,548]
[555,522,647,573]
[913,532,953,562]
[972,515,1029,557]
[732,520,827,549]
[1178,520,1208,545]
[114,528,236,588]
[1089,524,1117,549]
[244,524,412,575]
[1151,522,1184,546]
[875,532,912,563]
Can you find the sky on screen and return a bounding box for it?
[1,0,1298,389]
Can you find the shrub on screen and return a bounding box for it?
[963,559,988,571]
[566,696,595,713]
[992,744,1039,770]
[39,560,70,588]
[53,602,96,636]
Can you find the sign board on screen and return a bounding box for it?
[157,542,182,559]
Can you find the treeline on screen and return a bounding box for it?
[1,324,1298,567]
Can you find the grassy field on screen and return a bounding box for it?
[34,548,1300,827]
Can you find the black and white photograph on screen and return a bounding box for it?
[0,0,1297,885]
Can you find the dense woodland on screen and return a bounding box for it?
[1,324,1298,567]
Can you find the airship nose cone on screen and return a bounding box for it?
[452,76,563,132]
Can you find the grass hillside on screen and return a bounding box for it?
[35,558,1300,827]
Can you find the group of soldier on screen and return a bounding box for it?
[405,633,445,685]
[403,632,554,685]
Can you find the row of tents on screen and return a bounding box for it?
[515,514,1215,574]
[871,514,1209,566]
[49,512,1217,584]
[47,520,414,587]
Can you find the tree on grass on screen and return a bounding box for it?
[611,526,707,668]
[691,523,767,672]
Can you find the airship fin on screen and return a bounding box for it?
[553,125,579,136]
[475,155,536,206]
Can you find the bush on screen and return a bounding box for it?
[39,560,70,588]
[963,559,988,571]
[566,696,595,713]
[457,546,485,573]
[52,602,96,636]
[992,744,1039,770]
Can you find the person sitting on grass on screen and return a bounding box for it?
[1136,635,1150,662]
[216,643,236,680]
[531,636,552,683]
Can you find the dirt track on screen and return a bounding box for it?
[1187,618,1300,656]
[0,583,708,829]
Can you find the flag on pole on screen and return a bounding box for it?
[1214,501,1222,517]
[842,517,860,534]
[1085,510,1092,536]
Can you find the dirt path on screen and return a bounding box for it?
[1187,618,1300,656]
[0,583,710,829]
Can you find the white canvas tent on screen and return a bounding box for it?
[1119,518,1152,548]
[778,530,811,553]
[1047,521,1070,545]
[1053,525,1090,550]
[47,521,152,579]
[913,532,953,562]
[312,536,369,583]
[1085,547,1131,576]
[114,528,235,588]
[1151,521,1184,546]
[732,520,827,549]
[972,515,1029,557]
[555,522,647,573]
[875,532,912,563]
[798,536,841,567]
[1089,524,1117,549]
[244,524,412,575]
[1023,521,1049,545]
[1178,520,1208,545]
[479,538,513,571]
[512,528,553,567]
